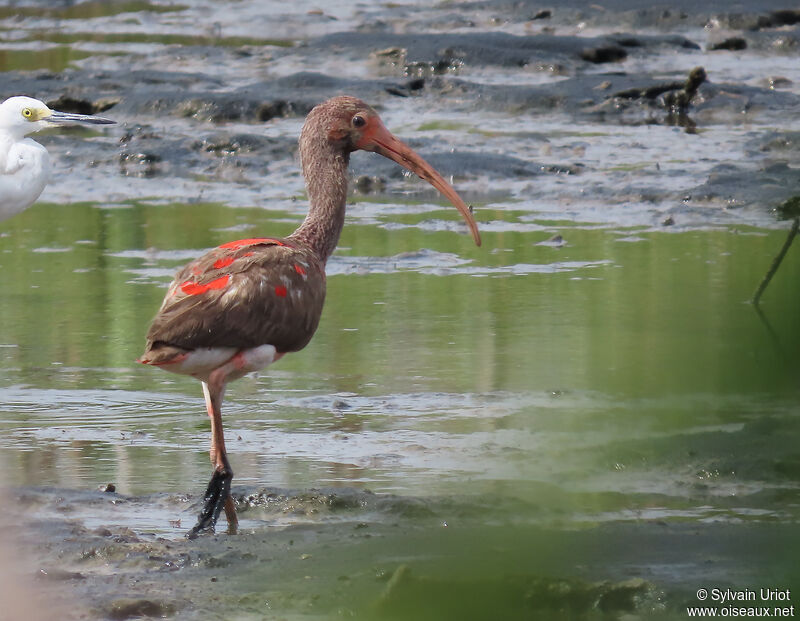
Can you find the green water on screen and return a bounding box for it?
[0,1,186,20]
[0,201,798,618]
[2,202,797,395]
[22,31,294,49]
[0,46,94,73]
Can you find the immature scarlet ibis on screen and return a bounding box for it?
[139,96,481,537]
[0,96,115,221]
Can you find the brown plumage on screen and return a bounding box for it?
[143,238,325,361]
[139,96,481,538]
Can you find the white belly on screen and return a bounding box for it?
[156,345,283,383]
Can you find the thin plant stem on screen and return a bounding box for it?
[752,217,799,306]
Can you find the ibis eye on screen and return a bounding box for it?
[352,115,366,128]
[22,108,33,118]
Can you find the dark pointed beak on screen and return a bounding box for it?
[358,120,481,247]
[47,110,116,125]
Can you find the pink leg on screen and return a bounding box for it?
[201,381,238,534]
[188,345,281,538]
[202,381,226,466]
[188,379,236,538]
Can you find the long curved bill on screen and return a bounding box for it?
[358,119,481,247]
[47,109,116,126]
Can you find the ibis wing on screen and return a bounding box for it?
[145,241,325,354]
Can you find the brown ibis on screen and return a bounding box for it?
[139,96,481,537]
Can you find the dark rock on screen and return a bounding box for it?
[107,598,177,620]
[690,162,800,209]
[309,31,692,72]
[608,33,700,50]
[45,95,96,115]
[580,45,628,63]
[709,37,748,51]
[257,100,291,121]
[757,9,800,29]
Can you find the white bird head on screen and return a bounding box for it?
[0,96,115,140]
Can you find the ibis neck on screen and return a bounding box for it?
[288,142,350,264]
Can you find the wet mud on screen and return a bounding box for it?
[2,0,800,619]
[7,485,798,620]
[1,0,799,221]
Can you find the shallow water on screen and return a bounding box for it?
[1,201,799,618]
[1,0,800,619]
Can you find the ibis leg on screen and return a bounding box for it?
[185,347,281,539]
[187,380,238,538]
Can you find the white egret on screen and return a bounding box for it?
[0,96,115,221]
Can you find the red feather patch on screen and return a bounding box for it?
[180,274,231,295]
[212,256,235,269]
[275,285,288,297]
[218,238,286,250]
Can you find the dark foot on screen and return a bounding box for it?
[187,467,233,539]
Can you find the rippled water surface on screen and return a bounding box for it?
[1,201,798,618]
[1,0,799,619]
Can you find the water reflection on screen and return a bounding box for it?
[1,202,797,518]
[1,201,799,617]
